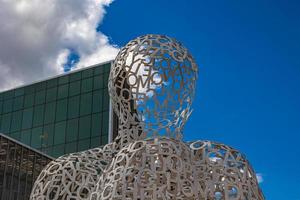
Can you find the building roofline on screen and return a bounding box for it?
[0,60,114,93]
[0,132,55,160]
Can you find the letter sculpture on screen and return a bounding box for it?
[30,34,264,200]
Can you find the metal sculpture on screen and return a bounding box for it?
[30,34,264,200]
[109,34,198,149]
[30,144,115,200]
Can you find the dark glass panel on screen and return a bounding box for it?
[11,111,22,132]
[47,78,58,88]
[3,99,13,113]
[101,135,108,145]
[78,115,91,139]
[13,96,24,111]
[21,129,31,145]
[24,94,34,108]
[91,136,101,148]
[66,118,78,142]
[0,101,3,114]
[56,99,67,122]
[92,90,103,113]
[52,144,65,158]
[24,85,35,95]
[35,90,46,105]
[0,113,11,134]
[103,89,109,110]
[69,81,81,96]
[35,82,46,91]
[102,111,109,136]
[3,90,14,99]
[44,102,56,124]
[54,121,66,145]
[91,113,102,137]
[82,68,93,78]
[43,124,54,147]
[14,88,25,97]
[33,105,44,127]
[22,108,33,129]
[67,96,80,119]
[70,72,81,82]
[103,72,109,87]
[65,142,77,154]
[104,63,110,72]
[11,132,21,140]
[58,75,69,85]
[78,138,90,151]
[93,74,104,90]
[57,84,68,99]
[81,78,93,93]
[94,65,104,75]
[46,87,57,102]
[31,127,43,148]
[80,92,92,116]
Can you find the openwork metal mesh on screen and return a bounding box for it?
[29,34,264,200]
[30,144,115,200]
[109,34,198,148]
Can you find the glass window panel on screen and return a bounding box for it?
[3,90,14,99]
[92,90,103,113]
[79,115,91,139]
[82,68,93,78]
[43,124,54,147]
[31,127,43,148]
[91,113,102,137]
[68,96,80,119]
[91,136,101,148]
[46,87,57,102]
[104,63,110,73]
[57,84,68,99]
[22,108,33,129]
[94,66,103,75]
[101,135,108,145]
[13,96,24,111]
[35,82,46,91]
[0,93,2,101]
[102,111,109,136]
[56,99,67,121]
[54,121,66,145]
[24,85,35,94]
[14,88,24,97]
[47,78,58,88]
[24,94,34,108]
[21,129,31,145]
[66,119,78,142]
[78,138,90,151]
[11,132,21,140]
[1,113,11,133]
[69,81,81,96]
[80,92,92,116]
[103,89,109,110]
[59,75,69,85]
[33,105,44,127]
[35,90,46,105]
[93,74,104,90]
[3,99,13,113]
[44,102,56,124]
[103,72,109,87]
[0,101,3,114]
[81,78,93,93]
[70,72,81,82]
[65,142,77,154]
[52,144,65,158]
[11,111,22,132]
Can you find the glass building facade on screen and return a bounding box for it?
[0,133,53,200]
[0,62,113,158]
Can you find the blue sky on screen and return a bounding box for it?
[96,0,299,199]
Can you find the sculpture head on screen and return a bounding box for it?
[109,34,198,144]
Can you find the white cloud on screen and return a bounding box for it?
[0,0,119,91]
[256,173,264,183]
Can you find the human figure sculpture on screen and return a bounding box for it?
[30,34,264,200]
